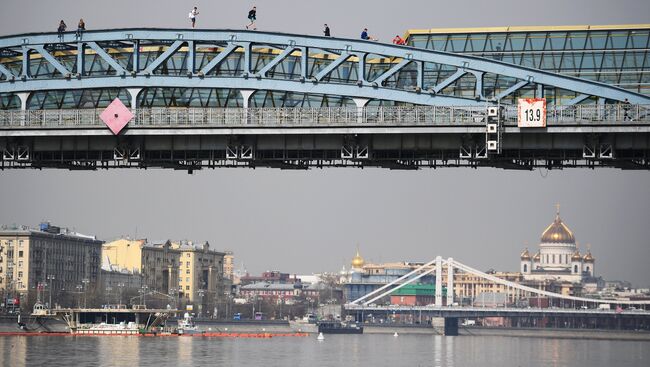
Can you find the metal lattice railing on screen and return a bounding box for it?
[0,105,649,129]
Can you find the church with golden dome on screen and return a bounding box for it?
[520,206,595,283]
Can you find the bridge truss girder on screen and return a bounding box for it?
[1,129,649,171]
[1,29,649,107]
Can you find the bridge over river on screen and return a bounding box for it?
[1,29,649,170]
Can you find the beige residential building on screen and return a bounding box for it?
[223,251,234,280]
[171,241,225,315]
[0,223,103,308]
[102,238,180,294]
[447,271,525,303]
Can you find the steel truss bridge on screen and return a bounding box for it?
[1,29,650,170]
[345,256,650,334]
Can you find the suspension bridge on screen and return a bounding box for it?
[345,256,650,335]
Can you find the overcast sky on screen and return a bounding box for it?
[1,1,649,287]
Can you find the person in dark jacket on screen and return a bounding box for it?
[324,24,330,37]
[246,6,257,30]
[57,20,67,40]
[622,98,632,121]
[76,19,85,39]
[360,28,377,41]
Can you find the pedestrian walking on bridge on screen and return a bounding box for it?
[189,7,199,29]
[324,24,331,37]
[246,6,257,30]
[622,98,632,121]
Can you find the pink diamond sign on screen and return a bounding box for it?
[100,98,134,135]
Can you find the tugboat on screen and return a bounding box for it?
[177,312,202,335]
[317,320,363,334]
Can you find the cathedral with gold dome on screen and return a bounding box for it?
[520,206,595,283]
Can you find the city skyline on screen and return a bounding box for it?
[2,168,649,287]
[1,0,649,287]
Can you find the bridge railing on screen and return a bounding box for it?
[0,105,649,129]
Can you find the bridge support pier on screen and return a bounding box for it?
[126,88,142,110]
[353,98,369,124]
[241,90,255,125]
[431,317,458,336]
[17,92,29,111]
[435,256,443,306]
[446,258,454,306]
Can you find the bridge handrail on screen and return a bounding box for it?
[344,305,650,314]
[1,29,648,106]
[1,105,648,129]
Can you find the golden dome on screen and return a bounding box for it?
[540,207,575,244]
[520,248,531,260]
[583,250,594,262]
[351,249,365,268]
[571,250,582,261]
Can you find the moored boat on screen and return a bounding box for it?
[317,320,363,334]
[177,313,202,335]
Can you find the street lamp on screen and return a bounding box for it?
[81,278,90,308]
[198,289,205,318]
[36,282,45,303]
[168,287,178,310]
[117,282,125,306]
[47,275,55,309]
[105,286,113,306]
[75,284,83,308]
[141,285,149,308]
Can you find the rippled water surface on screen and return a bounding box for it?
[1,334,648,367]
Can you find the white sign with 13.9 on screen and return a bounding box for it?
[517,98,546,127]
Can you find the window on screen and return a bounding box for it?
[187,253,190,257]
[18,251,23,258]
[186,277,189,282]
[18,240,24,248]
[186,261,190,267]
[18,271,23,278]
[186,269,190,274]
[523,264,528,272]
[552,254,555,264]
[18,261,23,267]
[574,265,578,273]
[186,286,190,290]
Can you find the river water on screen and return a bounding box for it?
[1,334,648,367]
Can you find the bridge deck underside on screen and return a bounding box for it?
[2,131,649,170]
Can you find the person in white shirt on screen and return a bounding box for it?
[189,7,199,29]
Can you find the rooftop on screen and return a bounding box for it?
[0,223,100,242]
[405,23,650,37]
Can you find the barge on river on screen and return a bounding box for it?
[317,321,363,334]
[30,303,175,335]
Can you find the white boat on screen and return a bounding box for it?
[177,313,202,335]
